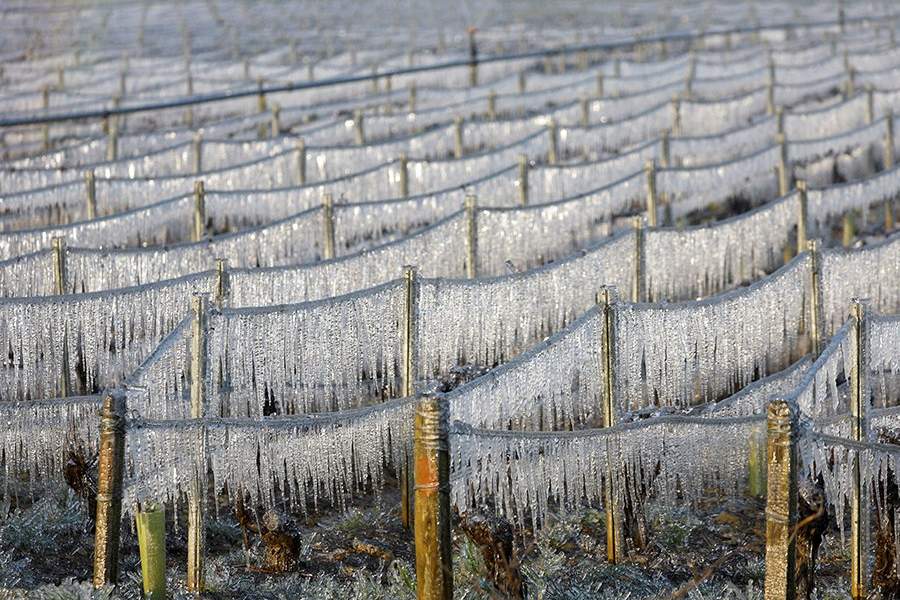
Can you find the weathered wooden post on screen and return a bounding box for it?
[763,399,798,600]
[399,265,419,529]
[776,133,789,197]
[807,240,823,356]
[185,73,194,128]
[353,109,365,145]
[580,97,590,127]
[464,194,477,279]
[135,504,166,600]
[517,71,526,94]
[51,236,71,396]
[322,193,336,260]
[487,90,497,120]
[453,117,464,159]
[547,119,559,165]
[671,95,682,135]
[865,85,874,125]
[214,258,229,308]
[597,287,623,563]
[84,170,97,219]
[256,77,267,112]
[517,154,529,206]
[93,392,126,588]
[767,59,777,115]
[849,299,869,600]
[295,139,307,186]
[192,132,203,175]
[414,392,453,599]
[409,83,417,112]
[596,72,604,97]
[631,217,645,303]
[398,154,409,198]
[271,102,282,136]
[660,129,671,168]
[644,160,658,227]
[187,293,208,593]
[776,106,784,136]
[384,76,393,115]
[41,85,52,151]
[192,180,206,242]
[796,179,808,255]
[685,55,696,99]
[468,27,478,87]
[107,116,119,161]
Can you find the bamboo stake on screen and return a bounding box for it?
[807,240,823,356]
[776,133,789,197]
[631,217,644,303]
[214,258,229,308]
[464,194,477,279]
[295,139,307,186]
[849,299,868,600]
[84,170,97,219]
[644,160,658,227]
[409,83,417,112]
[93,392,126,588]
[453,117,464,159]
[763,398,798,600]
[398,154,409,198]
[597,287,623,563]
[796,180,808,255]
[192,180,206,242]
[187,294,208,593]
[413,393,452,599]
[135,504,166,600]
[192,132,203,175]
[487,90,496,120]
[547,119,559,165]
[353,109,365,145]
[322,193,336,259]
[399,265,419,530]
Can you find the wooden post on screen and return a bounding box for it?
[685,55,696,99]
[214,258,229,308]
[322,193,336,259]
[187,294,208,593]
[631,217,644,303]
[52,236,70,396]
[119,71,126,98]
[597,287,623,563]
[796,180,808,255]
[767,59,776,115]
[468,28,478,87]
[192,180,206,242]
[135,504,166,600]
[487,90,496,120]
[517,71,526,94]
[849,299,868,600]
[776,133,789,197]
[413,393,453,599]
[671,95,682,135]
[596,72,604,97]
[580,97,590,127]
[353,109,365,145]
[93,392,126,588]
[763,399,798,600]
[844,67,856,100]
[295,139,307,186]
[271,103,282,136]
[107,116,118,161]
[644,160,658,227]
[192,132,203,175]
[807,240,823,355]
[41,86,50,151]
[776,106,784,135]
[843,212,856,248]
[453,117,464,159]
[464,194,477,279]
[185,73,194,127]
[660,129,671,168]
[547,119,559,165]
[398,154,409,198]
[256,77,266,112]
[384,75,393,115]
[409,83,417,112]
[84,170,97,219]
[517,154,529,206]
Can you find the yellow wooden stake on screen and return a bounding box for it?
[763,399,798,600]
[93,393,126,588]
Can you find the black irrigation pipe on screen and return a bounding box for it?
[0,11,892,128]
